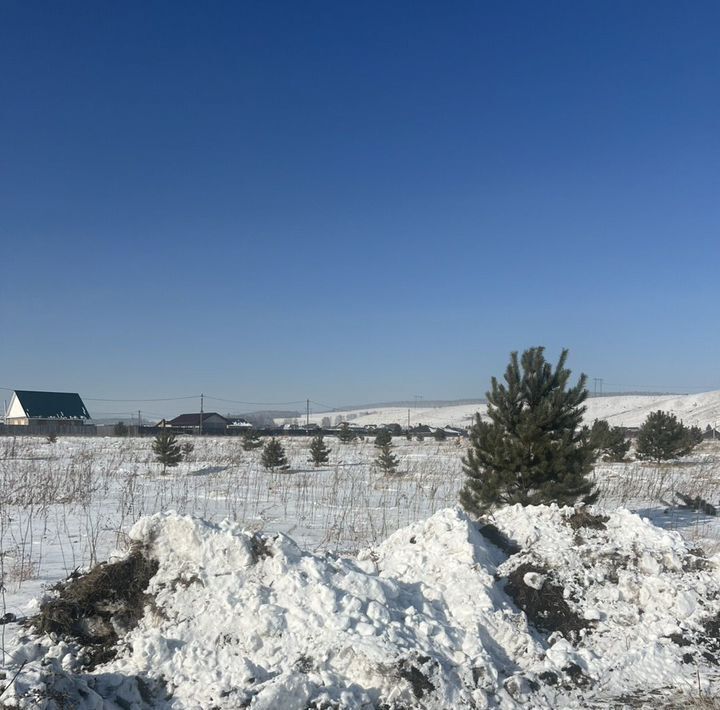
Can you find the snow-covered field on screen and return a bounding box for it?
[297,390,720,430]
[1,434,720,707]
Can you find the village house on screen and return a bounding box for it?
[4,390,91,428]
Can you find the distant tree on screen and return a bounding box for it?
[261,438,289,471]
[376,441,399,476]
[153,431,183,474]
[181,441,195,460]
[636,411,701,462]
[374,429,392,448]
[113,421,129,437]
[405,431,412,441]
[433,427,447,442]
[321,416,332,429]
[309,434,331,467]
[588,419,630,462]
[460,347,597,516]
[686,425,704,450]
[46,433,58,444]
[337,422,356,443]
[242,429,263,451]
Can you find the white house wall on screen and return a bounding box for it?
[6,393,27,421]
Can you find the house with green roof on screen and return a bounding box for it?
[4,390,91,427]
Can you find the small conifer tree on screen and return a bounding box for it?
[337,422,356,443]
[261,437,289,471]
[374,429,392,448]
[460,347,597,515]
[309,434,331,467]
[376,441,399,476]
[589,419,630,462]
[153,431,183,474]
[636,411,701,462]
[433,427,447,442]
[242,429,263,451]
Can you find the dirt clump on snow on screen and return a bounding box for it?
[504,562,589,639]
[565,508,609,530]
[28,544,158,669]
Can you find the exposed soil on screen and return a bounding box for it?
[28,545,158,669]
[504,563,588,639]
[565,509,610,531]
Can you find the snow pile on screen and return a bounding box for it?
[5,506,720,708]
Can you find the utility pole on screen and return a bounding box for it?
[407,408,411,430]
[306,399,310,427]
[199,393,204,436]
[138,410,141,427]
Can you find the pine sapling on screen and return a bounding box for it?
[309,434,331,467]
[261,437,289,471]
[152,431,183,474]
[376,441,399,476]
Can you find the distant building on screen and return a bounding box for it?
[227,417,253,432]
[161,412,230,434]
[4,390,91,426]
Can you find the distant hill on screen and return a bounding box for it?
[281,391,720,430]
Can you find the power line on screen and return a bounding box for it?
[84,395,199,402]
[204,395,307,406]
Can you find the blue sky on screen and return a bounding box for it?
[1,1,719,418]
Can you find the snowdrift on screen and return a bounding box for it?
[5,506,720,708]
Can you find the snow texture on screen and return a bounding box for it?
[5,505,720,708]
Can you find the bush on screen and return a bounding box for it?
[636,411,702,462]
[433,428,447,442]
[181,441,194,460]
[460,347,597,515]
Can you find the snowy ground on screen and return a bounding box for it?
[1,435,720,707]
[296,390,720,430]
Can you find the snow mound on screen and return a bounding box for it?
[5,506,720,708]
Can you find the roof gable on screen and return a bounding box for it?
[166,412,229,426]
[13,390,90,420]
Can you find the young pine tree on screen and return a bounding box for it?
[460,347,597,515]
[433,427,447,442]
[376,441,399,476]
[242,429,263,451]
[589,419,630,462]
[153,431,183,474]
[374,429,392,447]
[309,434,331,467]
[636,411,699,462]
[261,437,289,471]
[337,422,357,443]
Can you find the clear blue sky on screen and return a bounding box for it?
[1,1,719,418]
